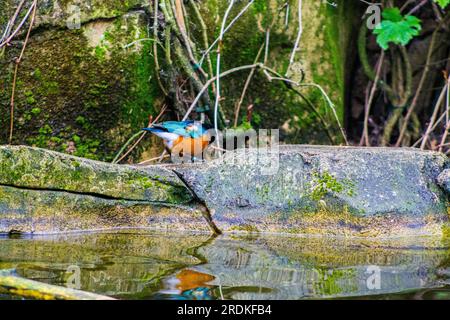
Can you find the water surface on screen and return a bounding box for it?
[1,231,450,300]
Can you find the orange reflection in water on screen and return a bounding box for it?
[176,269,215,292]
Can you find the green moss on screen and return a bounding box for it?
[309,170,356,201]
[94,46,107,60]
[0,145,192,204]
[255,183,271,201]
[230,224,260,233]
[313,268,357,296]
[31,108,41,115]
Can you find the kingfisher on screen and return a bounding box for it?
[143,121,210,160]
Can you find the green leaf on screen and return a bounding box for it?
[373,8,422,50]
[381,7,403,22]
[434,0,450,9]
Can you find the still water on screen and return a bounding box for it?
[1,230,450,300]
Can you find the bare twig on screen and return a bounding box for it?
[361,51,385,146]
[152,0,169,96]
[189,0,215,91]
[0,1,36,49]
[234,42,265,127]
[181,62,342,145]
[286,0,302,76]
[264,29,270,65]
[439,76,450,152]
[395,16,449,146]
[1,0,26,45]
[420,80,449,149]
[183,64,260,122]
[263,72,348,145]
[406,0,428,15]
[112,105,167,164]
[284,3,290,27]
[213,0,235,146]
[412,111,447,148]
[9,0,37,145]
[400,0,415,12]
[138,154,170,165]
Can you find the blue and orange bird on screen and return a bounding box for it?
[142,121,210,159]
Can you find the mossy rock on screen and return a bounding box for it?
[0,145,191,203]
[0,184,209,234]
[173,145,450,237]
[0,145,449,237]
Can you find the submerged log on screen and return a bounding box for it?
[0,271,115,300]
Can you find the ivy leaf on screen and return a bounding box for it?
[373,8,422,50]
[434,0,450,9]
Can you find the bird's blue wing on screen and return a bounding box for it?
[160,121,194,137]
[142,121,207,138]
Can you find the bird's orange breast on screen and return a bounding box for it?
[171,135,209,157]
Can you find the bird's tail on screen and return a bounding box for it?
[142,125,166,133]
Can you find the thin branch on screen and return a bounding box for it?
[1,0,26,45]
[400,0,415,12]
[213,0,235,146]
[112,105,167,164]
[412,111,447,148]
[183,65,260,122]
[234,42,265,127]
[152,0,169,96]
[284,3,290,27]
[189,0,215,91]
[181,63,342,145]
[406,0,428,15]
[396,16,449,146]
[264,29,270,65]
[439,76,450,152]
[286,0,302,76]
[0,1,36,49]
[9,0,37,145]
[420,80,449,149]
[263,72,348,145]
[138,154,170,165]
[361,51,384,146]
